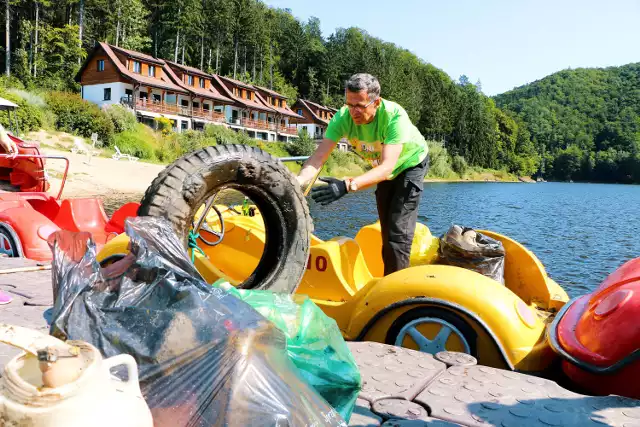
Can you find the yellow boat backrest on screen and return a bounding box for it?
[297,237,374,301]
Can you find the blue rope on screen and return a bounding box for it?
[188,230,206,263]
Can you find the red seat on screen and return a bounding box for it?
[54,198,109,234]
[104,202,140,234]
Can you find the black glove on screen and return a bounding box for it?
[311,177,348,205]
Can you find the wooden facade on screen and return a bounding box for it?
[79,53,126,85]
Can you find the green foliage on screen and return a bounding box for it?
[113,123,159,160]
[0,0,572,180]
[261,142,291,158]
[495,64,640,182]
[104,105,138,133]
[154,117,173,136]
[34,25,85,91]
[426,141,456,179]
[323,150,367,177]
[45,92,114,142]
[202,124,244,144]
[451,155,468,175]
[288,131,316,157]
[0,89,44,134]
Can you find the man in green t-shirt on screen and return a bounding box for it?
[296,73,429,276]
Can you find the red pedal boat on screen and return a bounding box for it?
[548,257,640,399]
[0,150,139,261]
[0,134,50,192]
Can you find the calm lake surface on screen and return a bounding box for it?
[308,182,640,298]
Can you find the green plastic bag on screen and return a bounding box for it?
[216,281,362,422]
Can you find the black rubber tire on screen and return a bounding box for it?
[385,306,478,357]
[0,223,23,257]
[137,144,313,294]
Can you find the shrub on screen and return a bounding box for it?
[0,89,44,134]
[324,150,366,177]
[45,91,114,143]
[288,132,316,157]
[155,117,173,136]
[451,155,468,175]
[426,140,456,179]
[7,88,46,107]
[112,123,158,160]
[104,104,137,133]
[262,142,291,158]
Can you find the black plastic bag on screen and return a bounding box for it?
[437,224,505,284]
[47,216,348,427]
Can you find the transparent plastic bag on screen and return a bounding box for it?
[437,224,505,284]
[220,285,362,422]
[47,216,348,427]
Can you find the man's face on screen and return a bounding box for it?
[346,90,379,125]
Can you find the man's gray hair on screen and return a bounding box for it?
[346,73,381,101]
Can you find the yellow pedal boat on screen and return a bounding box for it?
[97,204,569,373]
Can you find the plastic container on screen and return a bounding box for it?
[0,325,153,427]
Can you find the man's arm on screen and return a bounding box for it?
[297,139,337,188]
[347,143,402,191]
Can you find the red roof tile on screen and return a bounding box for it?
[110,45,164,65]
[217,75,255,91]
[212,75,275,113]
[97,42,187,93]
[254,91,303,119]
[163,63,232,104]
[165,60,212,79]
[253,84,287,99]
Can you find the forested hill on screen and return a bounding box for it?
[494,63,640,183]
[0,0,540,179]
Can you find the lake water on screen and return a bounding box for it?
[308,182,640,298]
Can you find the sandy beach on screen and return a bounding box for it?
[39,147,166,214]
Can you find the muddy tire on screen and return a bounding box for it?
[137,144,312,294]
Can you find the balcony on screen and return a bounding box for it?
[278,125,298,135]
[192,108,226,123]
[239,119,298,135]
[120,96,298,136]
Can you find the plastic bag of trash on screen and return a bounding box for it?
[437,224,506,284]
[217,284,361,421]
[47,216,348,427]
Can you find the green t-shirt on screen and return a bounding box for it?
[324,99,428,179]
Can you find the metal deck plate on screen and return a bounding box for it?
[348,342,447,402]
[348,343,640,427]
[415,364,640,427]
[382,420,461,426]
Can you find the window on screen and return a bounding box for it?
[132,61,141,73]
[153,94,161,103]
[97,59,105,72]
[181,99,189,107]
[149,65,156,77]
[279,100,283,108]
[193,102,200,109]
[203,104,210,111]
[103,88,111,101]
[200,79,205,88]
[188,75,194,86]
[297,109,303,116]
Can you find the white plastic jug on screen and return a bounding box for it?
[0,324,154,427]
